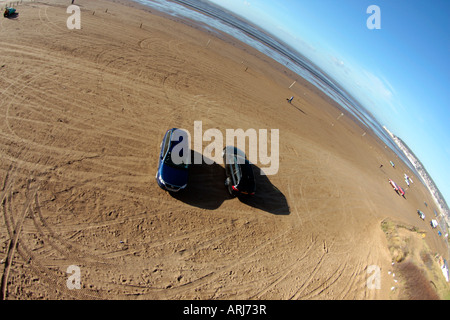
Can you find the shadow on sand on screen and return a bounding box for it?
[170,151,290,215]
[4,13,19,19]
[239,164,290,215]
[287,100,307,115]
[170,151,229,210]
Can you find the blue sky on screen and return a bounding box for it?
[209,0,450,206]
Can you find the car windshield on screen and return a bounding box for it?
[164,151,188,169]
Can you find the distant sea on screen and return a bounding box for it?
[132,0,417,176]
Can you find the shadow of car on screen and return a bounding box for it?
[238,164,290,215]
[170,150,229,210]
[171,150,289,215]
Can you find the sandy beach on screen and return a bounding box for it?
[0,0,448,300]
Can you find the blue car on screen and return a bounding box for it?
[156,128,189,192]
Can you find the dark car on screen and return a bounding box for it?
[222,146,256,197]
[156,128,189,192]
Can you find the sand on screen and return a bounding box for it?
[0,0,448,300]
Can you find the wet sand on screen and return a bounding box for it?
[0,0,447,299]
